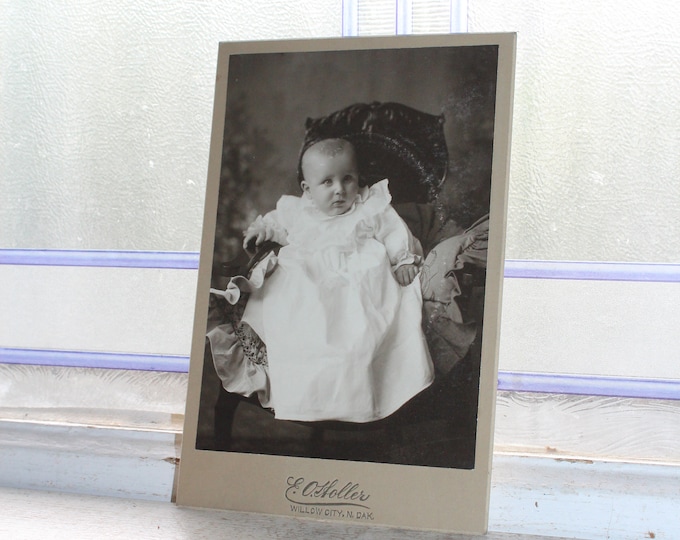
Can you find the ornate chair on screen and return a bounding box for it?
[200,102,488,468]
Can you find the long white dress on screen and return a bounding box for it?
[215,180,434,423]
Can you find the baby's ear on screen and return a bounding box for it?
[300,181,309,193]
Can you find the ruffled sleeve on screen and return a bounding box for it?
[243,209,288,247]
[355,179,391,216]
[274,195,305,232]
[369,180,423,269]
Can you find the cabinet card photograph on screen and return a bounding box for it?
[178,33,515,534]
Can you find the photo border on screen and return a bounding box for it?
[178,32,515,534]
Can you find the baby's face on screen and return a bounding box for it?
[300,140,360,216]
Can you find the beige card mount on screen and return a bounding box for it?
[178,33,515,534]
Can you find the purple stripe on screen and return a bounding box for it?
[3,250,679,282]
[396,0,410,35]
[504,260,680,283]
[1,346,677,400]
[498,371,680,401]
[450,0,468,33]
[0,249,199,269]
[0,348,189,373]
[342,0,357,36]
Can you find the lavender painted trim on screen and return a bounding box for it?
[1,345,678,400]
[396,0,411,35]
[0,348,189,373]
[450,0,468,33]
[0,249,200,270]
[498,371,680,401]
[505,260,680,283]
[4,250,679,282]
[342,0,358,36]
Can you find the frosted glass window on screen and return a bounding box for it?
[468,0,680,263]
[0,1,341,251]
[0,0,341,423]
[411,1,456,34]
[353,0,680,263]
[2,0,679,463]
[353,0,465,35]
[356,0,397,35]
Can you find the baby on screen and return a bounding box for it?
[215,138,434,423]
[245,139,419,286]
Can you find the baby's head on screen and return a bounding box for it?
[299,138,360,216]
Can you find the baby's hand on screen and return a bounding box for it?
[243,222,272,252]
[395,263,419,286]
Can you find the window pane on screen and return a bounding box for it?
[469,0,680,262]
[411,0,455,34]
[0,1,341,251]
[356,0,397,35]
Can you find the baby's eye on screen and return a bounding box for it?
[343,175,356,183]
[323,178,333,186]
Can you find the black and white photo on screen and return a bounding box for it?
[178,33,515,534]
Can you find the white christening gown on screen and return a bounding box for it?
[218,180,434,423]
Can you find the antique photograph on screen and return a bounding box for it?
[178,34,514,533]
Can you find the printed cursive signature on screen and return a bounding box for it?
[285,476,371,508]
